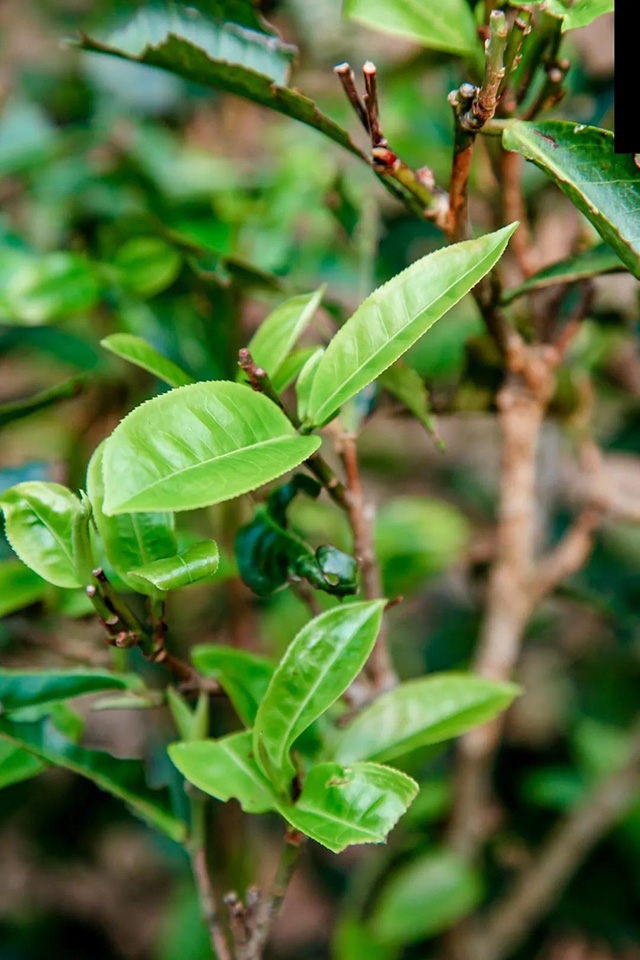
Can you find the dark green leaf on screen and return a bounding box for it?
[500,244,624,305]
[0,376,85,429]
[101,334,195,387]
[502,121,640,279]
[102,381,321,514]
[278,761,417,853]
[128,540,219,591]
[87,443,177,593]
[0,560,47,618]
[305,225,518,427]
[169,731,277,813]
[253,601,385,796]
[1,482,92,588]
[190,645,274,726]
[343,0,480,56]
[332,674,521,764]
[0,668,140,713]
[370,850,481,944]
[0,717,187,840]
[112,237,183,299]
[0,741,44,789]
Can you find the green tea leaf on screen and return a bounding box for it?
[0,668,139,713]
[191,645,274,726]
[246,289,323,386]
[509,0,613,30]
[272,347,318,394]
[128,540,219,591]
[295,347,323,424]
[501,243,624,305]
[102,381,321,514]
[0,376,85,429]
[380,362,439,444]
[76,9,364,162]
[343,0,480,56]
[0,741,44,789]
[169,731,277,813]
[112,237,182,298]
[235,475,357,598]
[333,674,521,764]
[101,334,195,387]
[0,250,101,325]
[253,601,385,795]
[87,443,177,594]
[0,716,186,840]
[1,482,91,588]
[370,849,481,944]
[278,761,417,853]
[0,560,47,618]
[305,225,517,427]
[502,121,640,279]
[166,688,209,742]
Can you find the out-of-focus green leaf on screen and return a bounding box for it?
[0,560,47,618]
[272,347,317,393]
[334,915,398,960]
[0,251,101,325]
[501,244,624,305]
[370,849,481,944]
[101,334,195,387]
[167,688,209,742]
[1,482,92,589]
[128,540,219,592]
[295,347,323,424]
[343,0,480,56]
[191,645,274,726]
[0,741,44,789]
[278,761,417,853]
[509,0,613,30]
[0,668,139,713]
[169,731,277,813]
[0,376,85,429]
[102,381,321,514]
[305,225,517,427]
[87,443,177,594]
[503,121,640,278]
[0,99,58,175]
[112,237,182,298]
[253,601,385,795]
[245,288,323,386]
[332,674,521,764]
[375,496,470,596]
[76,8,365,161]
[380,362,440,445]
[235,474,357,598]
[0,717,186,841]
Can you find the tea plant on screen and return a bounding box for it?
[1,2,637,959]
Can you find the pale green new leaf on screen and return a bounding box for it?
[501,243,623,305]
[0,560,47,618]
[508,0,613,30]
[246,288,323,385]
[1,482,90,588]
[272,347,318,393]
[128,540,219,591]
[380,362,439,444]
[278,761,417,853]
[370,849,481,944]
[166,688,209,741]
[0,668,139,713]
[343,0,480,57]
[102,381,321,514]
[253,601,385,795]
[101,334,195,387]
[333,674,521,764]
[191,645,274,726]
[169,731,277,813]
[0,717,186,840]
[295,347,323,424]
[87,443,177,593]
[305,225,517,427]
[503,121,640,279]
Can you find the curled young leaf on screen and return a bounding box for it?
[128,540,220,592]
[253,600,385,796]
[102,381,321,514]
[0,482,92,588]
[305,225,518,428]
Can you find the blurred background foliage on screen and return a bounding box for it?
[2,2,639,959]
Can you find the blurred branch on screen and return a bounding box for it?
[247,829,306,959]
[190,794,233,960]
[477,723,640,960]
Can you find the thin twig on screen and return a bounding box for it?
[190,794,233,960]
[476,724,640,960]
[340,432,397,691]
[249,829,305,957]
